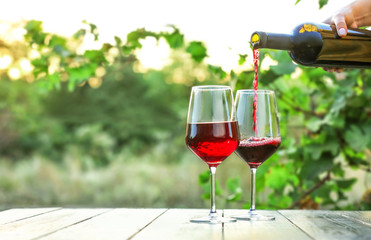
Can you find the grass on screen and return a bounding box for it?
[0,148,250,209]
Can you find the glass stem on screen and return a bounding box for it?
[209,166,217,215]
[250,167,257,212]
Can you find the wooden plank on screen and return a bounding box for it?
[0,208,109,240]
[0,208,60,225]
[279,210,371,240]
[339,211,371,226]
[39,208,167,240]
[132,209,225,240]
[223,209,312,240]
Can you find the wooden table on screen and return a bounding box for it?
[0,208,370,240]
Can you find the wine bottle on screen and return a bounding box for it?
[251,23,371,68]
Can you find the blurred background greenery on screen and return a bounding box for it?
[0,0,370,210]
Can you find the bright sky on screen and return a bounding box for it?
[2,0,354,70]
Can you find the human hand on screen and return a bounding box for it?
[323,5,358,37]
[322,1,361,72]
[324,0,371,37]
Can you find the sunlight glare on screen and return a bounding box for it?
[48,56,60,74]
[89,77,102,88]
[0,55,12,69]
[95,66,106,77]
[260,55,278,71]
[19,58,33,73]
[8,67,21,80]
[136,37,171,70]
[28,49,41,59]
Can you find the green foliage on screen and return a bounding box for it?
[185,41,208,63]
[1,8,370,210]
[198,170,242,202]
[295,0,329,9]
[318,0,329,9]
[252,50,371,210]
[197,49,370,210]
[208,65,227,80]
[198,170,222,199]
[238,54,248,66]
[226,177,243,202]
[162,25,185,49]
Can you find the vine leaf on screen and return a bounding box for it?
[186,41,207,63]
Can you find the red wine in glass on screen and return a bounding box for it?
[185,85,238,224]
[235,137,281,168]
[186,121,239,168]
[234,89,280,221]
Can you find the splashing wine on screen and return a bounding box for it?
[235,137,281,168]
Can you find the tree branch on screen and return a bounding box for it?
[280,95,324,118]
[273,87,324,118]
[288,171,331,209]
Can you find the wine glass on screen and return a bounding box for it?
[233,89,281,221]
[185,85,239,224]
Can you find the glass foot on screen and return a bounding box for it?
[233,211,275,221]
[190,213,237,224]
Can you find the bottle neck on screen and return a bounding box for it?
[251,32,292,50]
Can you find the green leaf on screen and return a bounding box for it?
[88,22,99,41]
[46,73,61,90]
[266,163,299,190]
[307,117,322,132]
[215,181,222,196]
[208,65,227,80]
[269,51,296,75]
[226,177,242,201]
[238,54,248,65]
[48,35,67,54]
[162,27,184,49]
[344,125,368,152]
[67,63,97,91]
[25,20,43,32]
[24,20,47,45]
[295,0,301,5]
[268,193,292,208]
[236,71,254,89]
[123,28,152,53]
[122,45,136,55]
[186,41,207,63]
[319,0,329,9]
[125,28,158,51]
[259,69,280,85]
[299,157,333,180]
[114,36,122,46]
[84,50,107,64]
[266,167,289,189]
[329,95,346,116]
[73,29,86,39]
[198,170,210,184]
[332,163,345,177]
[226,177,240,192]
[200,180,222,199]
[335,178,357,191]
[363,121,371,149]
[31,56,49,77]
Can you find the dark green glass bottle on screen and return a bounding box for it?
[251,23,371,68]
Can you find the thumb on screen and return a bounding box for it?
[333,14,348,37]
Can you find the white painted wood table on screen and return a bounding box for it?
[0,208,370,240]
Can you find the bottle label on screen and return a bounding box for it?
[299,24,318,33]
